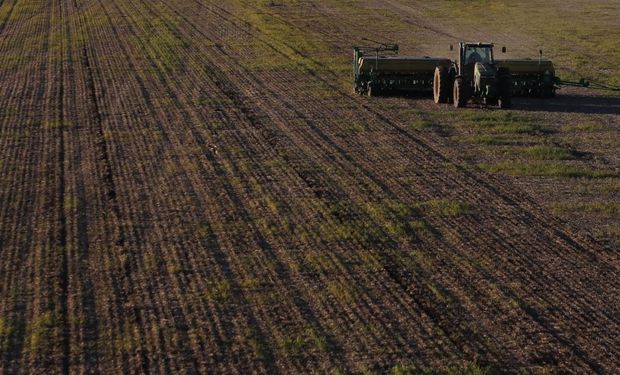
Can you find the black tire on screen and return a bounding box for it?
[498,75,512,109]
[541,83,555,98]
[433,66,450,104]
[453,78,467,108]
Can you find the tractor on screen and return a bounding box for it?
[351,39,618,105]
[433,42,512,109]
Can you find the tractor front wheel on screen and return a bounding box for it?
[453,78,467,108]
[433,66,450,104]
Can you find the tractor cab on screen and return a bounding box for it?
[454,42,496,79]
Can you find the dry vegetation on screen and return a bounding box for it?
[0,0,618,374]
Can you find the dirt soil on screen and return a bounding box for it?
[0,0,619,374]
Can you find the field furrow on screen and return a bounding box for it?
[0,0,618,373]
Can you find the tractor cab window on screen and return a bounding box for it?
[464,46,493,65]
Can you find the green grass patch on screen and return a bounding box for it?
[480,162,617,178]
[335,118,371,133]
[0,131,30,140]
[28,311,55,352]
[0,318,12,350]
[487,122,542,135]
[562,122,607,132]
[363,199,433,243]
[576,178,620,193]
[326,280,357,304]
[113,322,140,354]
[231,0,349,80]
[306,327,329,352]
[278,335,305,355]
[206,280,232,302]
[317,218,381,243]
[243,326,266,359]
[391,362,493,375]
[524,145,574,160]
[274,326,331,357]
[410,118,450,136]
[410,119,435,130]
[458,112,548,135]
[0,318,7,337]
[417,199,472,217]
[469,134,516,146]
[42,120,72,130]
[304,252,342,273]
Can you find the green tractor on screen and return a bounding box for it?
[434,42,512,109]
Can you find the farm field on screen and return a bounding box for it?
[0,0,619,373]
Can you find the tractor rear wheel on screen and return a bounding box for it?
[498,75,512,109]
[453,78,467,108]
[433,66,450,104]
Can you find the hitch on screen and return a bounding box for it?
[555,77,620,92]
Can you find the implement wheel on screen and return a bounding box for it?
[367,83,378,97]
[498,75,512,109]
[453,78,467,108]
[433,66,450,104]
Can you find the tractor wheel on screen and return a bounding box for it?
[498,75,512,109]
[433,66,450,104]
[453,78,467,108]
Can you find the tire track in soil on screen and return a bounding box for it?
[159,1,616,374]
[211,0,620,287]
[84,8,192,374]
[0,0,50,371]
[71,2,170,373]
[140,0,478,370]
[140,2,580,374]
[63,0,124,371]
[24,0,71,371]
[246,2,620,356]
[1,0,618,373]
[109,1,335,371]
[101,0,450,370]
[78,1,280,374]
[55,0,70,371]
[139,4,620,374]
[0,0,19,38]
[209,4,620,370]
[239,0,618,262]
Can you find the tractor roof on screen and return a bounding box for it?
[463,42,494,47]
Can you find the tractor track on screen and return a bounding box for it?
[212,0,614,260]
[154,1,620,372]
[0,0,619,374]
[55,0,70,372]
[0,0,49,371]
[86,0,464,370]
[110,1,432,372]
[143,0,470,368]
[106,0,620,372]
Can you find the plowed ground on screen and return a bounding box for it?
[0,0,619,374]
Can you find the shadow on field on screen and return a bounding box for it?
[513,94,620,115]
